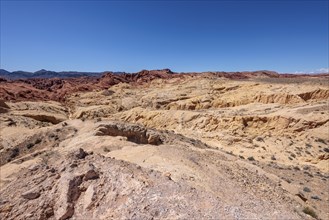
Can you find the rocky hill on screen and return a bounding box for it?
[1,69,328,102]
[0,70,328,219]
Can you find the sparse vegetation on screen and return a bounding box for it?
[305,143,312,148]
[315,138,326,145]
[303,187,311,192]
[323,148,329,153]
[26,143,34,149]
[293,166,300,171]
[1,69,328,219]
[302,206,318,219]
[103,147,111,152]
[40,151,54,165]
[247,156,255,161]
[10,148,19,159]
[305,150,311,155]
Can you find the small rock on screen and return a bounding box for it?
[21,189,40,200]
[26,213,33,218]
[79,186,87,192]
[49,167,56,173]
[84,169,99,181]
[303,187,311,192]
[45,185,53,191]
[75,148,88,159]
[44,207,54,218]
[88,163,95,170]
[28,164,40,172]
[311,195,321,200]
[0,199,8,205]
[164,172,172,180]
[70,163,78,168]
[48,172,56,178]
[147,133,162,145]
[296,192,307,202]
[247,156,255,161]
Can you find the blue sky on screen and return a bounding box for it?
[0,0,328,73]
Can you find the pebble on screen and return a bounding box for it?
[311,195,321,200]
[303,187,311,192]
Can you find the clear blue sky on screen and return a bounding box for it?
[1,0,328,73]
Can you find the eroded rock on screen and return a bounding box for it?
[75,148,88,160]
[21,189,40,200]
[54,174,83,220]
[84,169,99,181]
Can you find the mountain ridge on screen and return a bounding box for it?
[0,69,106,79]
[2,68,329,80]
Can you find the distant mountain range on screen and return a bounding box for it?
[0,69,125,79]
[1,68,328,80]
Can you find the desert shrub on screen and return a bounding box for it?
[247,156,255,161]
[40,151,53,165]
[305,143,312,148]
[103,147,111,152]
[323,148,329,153]
[303,187,311,192]
[315,138,326,144]
[302,207,318,219]
[10,148,19,158]
[255,136,264,142]
[26,143,34,149]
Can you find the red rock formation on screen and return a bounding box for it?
[1,69,328,102]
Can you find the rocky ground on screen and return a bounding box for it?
[0,70,328,219]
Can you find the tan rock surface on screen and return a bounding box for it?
[0,73,328,219]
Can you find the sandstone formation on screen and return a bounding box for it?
[0,70,328,219]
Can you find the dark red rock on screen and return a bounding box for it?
[1,69,328,102]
